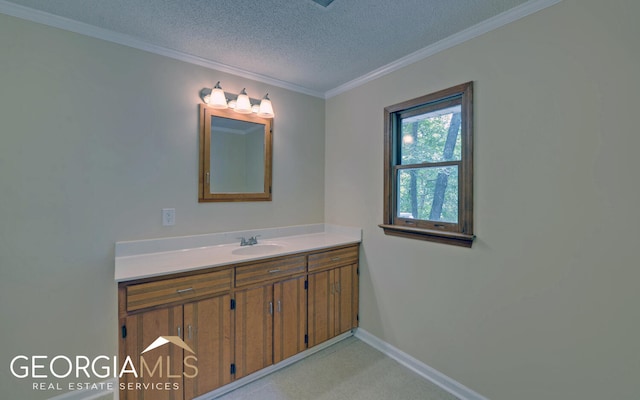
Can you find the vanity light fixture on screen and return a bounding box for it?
[234,88,253,114]
[200,83,275,118]
[257,94,275,118]
[208,81,228,109]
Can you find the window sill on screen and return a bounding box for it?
[378,224,475,248]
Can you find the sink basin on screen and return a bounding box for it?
[231,243,285,256]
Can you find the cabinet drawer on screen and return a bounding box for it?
[308,245,359,272]
[235,255,306,287]
[126,269,232,312]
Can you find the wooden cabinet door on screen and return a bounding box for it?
[120,306,184,400]
[308,264,359,347]
[273,276,307,363]
[183,294,232,399]
[234,285,273,379]
[335,264,359,335]
[307,269,334,347]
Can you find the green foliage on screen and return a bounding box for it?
[400,112,461,163]
[397,112,461,222]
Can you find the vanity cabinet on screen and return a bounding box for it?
[119,269,233,400]
[272,276,308,363]
[120,305,185,400]
[307,246,359,347]
[233,284,273,378]
[118,244,358,400]
[183,295,233,398]
[234,256,307,378]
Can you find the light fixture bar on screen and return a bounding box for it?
[200,83,275,118]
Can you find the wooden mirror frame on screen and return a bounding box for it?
[199,104,273,202]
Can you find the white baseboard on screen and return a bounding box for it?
[354,328,489,400]
[47,378,118,400]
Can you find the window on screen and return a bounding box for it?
[380,82,475,247]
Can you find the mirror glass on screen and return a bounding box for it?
[199,105,272,202]
[210,116,265,193]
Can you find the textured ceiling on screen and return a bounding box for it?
[2,0,535,95]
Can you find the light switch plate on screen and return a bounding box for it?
[162,208,175,226]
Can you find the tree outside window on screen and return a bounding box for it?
[380,82,475,247]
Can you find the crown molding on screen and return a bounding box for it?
[1,0,561,100]
[324,0,563,99]
[0,0,324,98]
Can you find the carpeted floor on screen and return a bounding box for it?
[215,336,460,400]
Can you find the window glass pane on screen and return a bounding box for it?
[400,105,462,164]
[397,166,458,223]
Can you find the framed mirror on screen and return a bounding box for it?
[199,104,273,202]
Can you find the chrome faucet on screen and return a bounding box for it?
[239,235,260,246]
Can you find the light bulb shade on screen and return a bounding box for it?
[257,94,274,118]
[209,90,228,109]
[234,89,252,114]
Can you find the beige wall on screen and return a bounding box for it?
[3,0,640,399]
[0,13,324,399]
[325,1,640,399]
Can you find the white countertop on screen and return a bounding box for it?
[115,224,361,282]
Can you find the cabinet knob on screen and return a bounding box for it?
[177,287,194,294]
